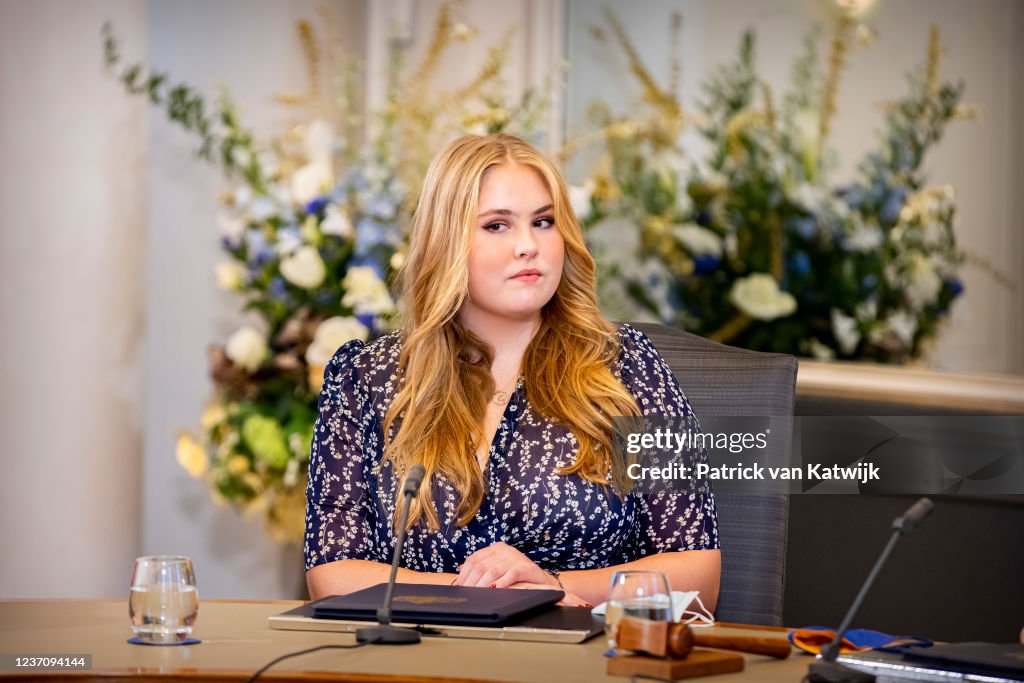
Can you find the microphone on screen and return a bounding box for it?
[356,464,427,645]
[807,497,934,683]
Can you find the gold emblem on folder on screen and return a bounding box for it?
[393,596,467,605]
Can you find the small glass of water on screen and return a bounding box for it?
[129,556,198,644]
[605,570,673,650]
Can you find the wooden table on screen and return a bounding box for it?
[0,600,810,682]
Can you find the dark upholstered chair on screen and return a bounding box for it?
[633,322,798,626]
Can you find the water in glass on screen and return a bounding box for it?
[604,570,673,650]
[129,556,198,643]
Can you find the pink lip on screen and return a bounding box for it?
[511,269,542,281]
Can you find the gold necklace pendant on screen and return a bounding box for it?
[490,375,521,405]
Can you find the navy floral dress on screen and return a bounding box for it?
[304,324,719,573]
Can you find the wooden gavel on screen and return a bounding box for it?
[614,617,792,659]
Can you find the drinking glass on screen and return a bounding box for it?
[604,570,673,649]
[129,556,198,643]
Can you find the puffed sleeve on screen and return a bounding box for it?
[304,339,383,570]
[617,325,720,556]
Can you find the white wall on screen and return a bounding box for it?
[0,0,147,597]
[566,0,1024,374]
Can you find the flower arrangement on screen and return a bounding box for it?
[105,5,552,542]
[573,9,981,363]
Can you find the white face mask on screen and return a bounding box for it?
[594,590,715,626]
[675,591,715,627]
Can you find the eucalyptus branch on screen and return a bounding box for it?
[101,22,266,192]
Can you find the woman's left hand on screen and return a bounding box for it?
[454,541,557,589]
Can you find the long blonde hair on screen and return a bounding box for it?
[386,134,641,530]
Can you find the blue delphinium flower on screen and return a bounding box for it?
[314,290,336,308]
[245,230,273,266]
[787,251,810,276]
[366,194,398,220]
[330,185,348,204]
[879,187,906,224]
[861,274,878,296]
[693,254,720,276]
[834,184,865,209]
[356,312,376,331]
[945,277,964,298]
[355,218,402,257]
[305,196,329,216]
[221,235,241,252]
[268,276,288,301]
[790,216,818,240]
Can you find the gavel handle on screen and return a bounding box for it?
[692,633,792,659]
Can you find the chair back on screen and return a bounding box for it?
[633,322,797,626]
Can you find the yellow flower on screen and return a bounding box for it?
[226,455,250,476]
[176,434,209,478]
[199,403,227,431]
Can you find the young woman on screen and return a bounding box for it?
[304,134,720,608]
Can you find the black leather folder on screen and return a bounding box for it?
[311,583,564,626]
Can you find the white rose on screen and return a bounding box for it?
[342,266,395,315]
[225,326,269,372]
[303,119,335,167]
[305,316,369,366]
[569,180,595,220]
[280,246,326,289]
[887,309,918,346]
[790,182,827,213]
[214,261,247,290]
[844,219,884,252]
[830,308,861,355]
[291,162,332,205]
[320,204,354,238]
[217,212,246,241]
[729,273,797,321]
[905,251,941,307]
[674,223,723,257]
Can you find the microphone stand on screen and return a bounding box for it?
[356,465,426,645]
[807,497,934,683]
